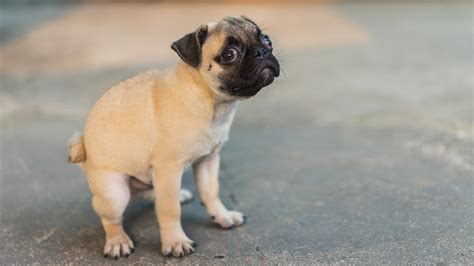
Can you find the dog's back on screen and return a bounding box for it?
[67,70,161,176]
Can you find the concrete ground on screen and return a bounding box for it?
[1,1,472,264]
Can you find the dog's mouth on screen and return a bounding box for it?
[260,66,278,87]
[260,58,280,84]
[231,60,280,97]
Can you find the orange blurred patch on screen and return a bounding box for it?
[0,4,370,74]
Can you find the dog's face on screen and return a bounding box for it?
[172,16,280,98]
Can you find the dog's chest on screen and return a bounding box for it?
[188,102,237,163]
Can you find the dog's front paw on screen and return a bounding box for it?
[161,230,196,257]
[103,232,134,259]
[212,210,246,229]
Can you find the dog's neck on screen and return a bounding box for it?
[212,100,237,127]
[171,62,238,127]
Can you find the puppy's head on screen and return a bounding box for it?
[171,16,280,98]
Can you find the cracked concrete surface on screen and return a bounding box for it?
[1,1,473,264]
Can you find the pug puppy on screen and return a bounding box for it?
[68,16,279,258]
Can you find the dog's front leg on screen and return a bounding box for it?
[193,151,246,229]
[153,163,195,257]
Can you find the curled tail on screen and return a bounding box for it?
[68,132,86,163]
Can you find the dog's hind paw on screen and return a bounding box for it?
[180,188,193,204]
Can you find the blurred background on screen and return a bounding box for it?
[1,0,472,264]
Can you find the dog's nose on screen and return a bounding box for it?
[253,47,268,59]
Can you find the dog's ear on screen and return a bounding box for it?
[171,24,208,68]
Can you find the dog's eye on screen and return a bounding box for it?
[261,34,272,47]
[221,47,239,63]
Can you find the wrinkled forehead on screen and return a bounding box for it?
[201,17,262,61]
[212,16,261,44]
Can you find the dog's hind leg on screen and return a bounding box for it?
[134,188,193,204]
[87,169,134,259]
[131,177,193,204]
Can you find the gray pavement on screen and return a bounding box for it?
[1,2,473,264]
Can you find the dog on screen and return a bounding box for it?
[68,16,280,258]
